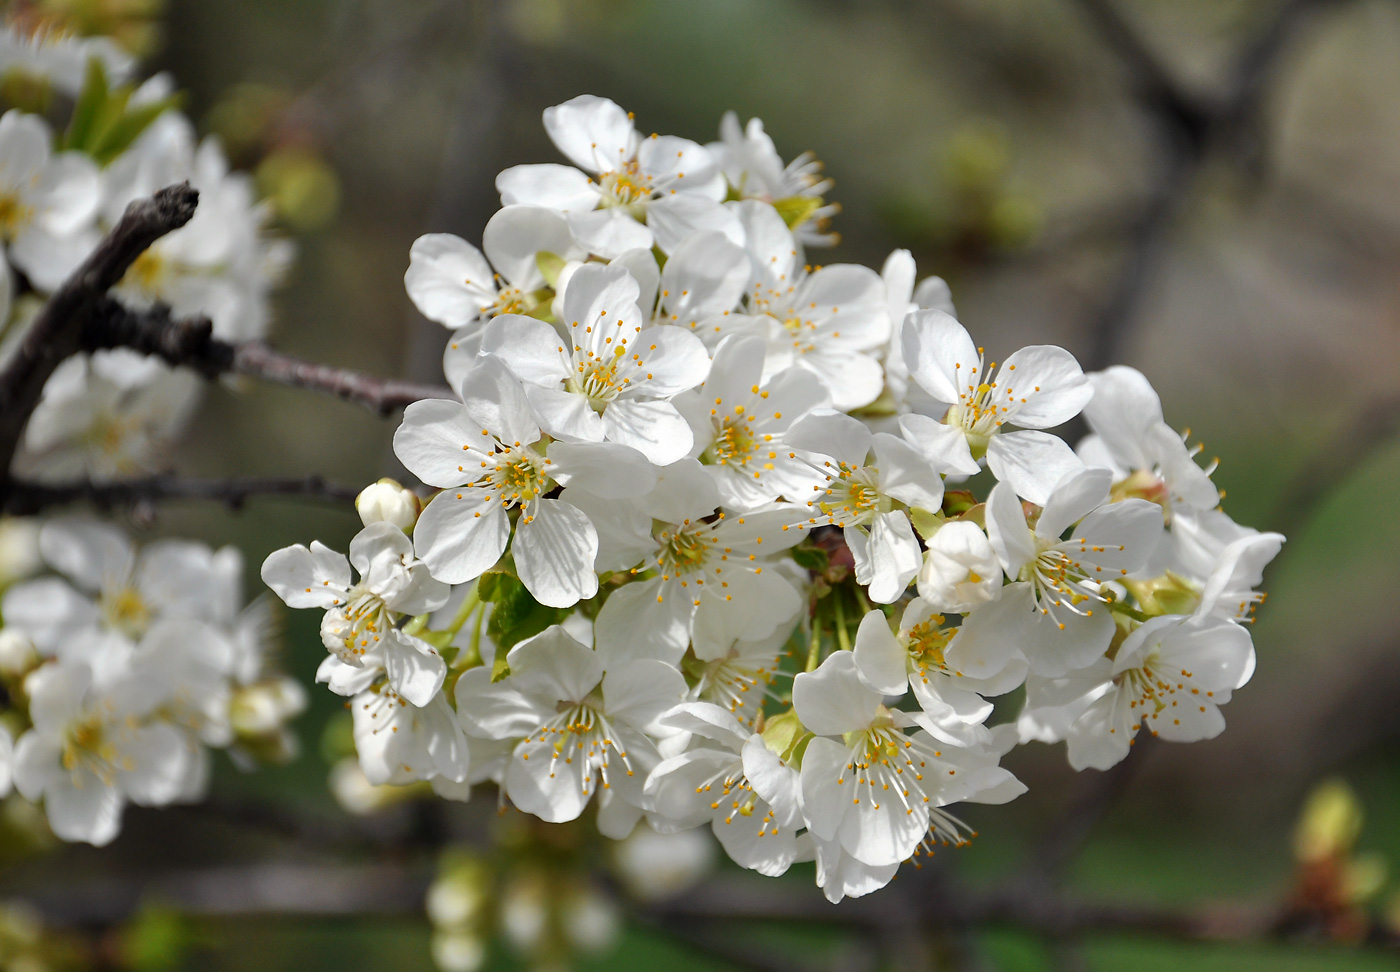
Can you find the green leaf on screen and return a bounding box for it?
[481,572,568,652]
[61,58,110,153]
[90,94,183,165]
[791,541,829,573]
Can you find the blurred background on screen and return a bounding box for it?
[8,0,1400,969]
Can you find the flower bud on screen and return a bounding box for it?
[611,828,714,901]
[0,630,38,678]
[356,479,421,531]
[230,678,307,738]
[0,519,42,587]
[431,931,485,972]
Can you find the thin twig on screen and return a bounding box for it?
[78,299,453,414]
[0,184,200,481]
[0,474,361,516]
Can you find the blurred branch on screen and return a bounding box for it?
[276,0,467,144]
[1072,0,1349,369]
[18,861,1400,956]
[1269,394,1400,532]
[0,183,199,484]
[0,474,361,517]
[1022,736,1155,886]
[79,300,453,414]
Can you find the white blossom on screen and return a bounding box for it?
[497,95,734,258]
[793,652,1024,872]
[482,262,711,465]
[900,308,1091,503]
[455,625,686,837]
[261,522,450,706]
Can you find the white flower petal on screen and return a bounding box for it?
[852,609,907,696]
[901,308,977,407]
[404,233,495,328]
[383,630,447,707]
[543,95,636,172]
[996,344,1091,429]
[260,542,350,609]
[792,651,884,737]
[515,498,599,608]
[482,204,576,289]
[602,399,694,465]
[496,163,597,210]
[412,491,510,585]
[986,430,1085,506]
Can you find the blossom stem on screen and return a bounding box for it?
[805,617,823,673]
[833,591,851,653]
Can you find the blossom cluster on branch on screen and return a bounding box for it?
[0,17,290,480]
[252,94,1286,903]
[0,13,303,846]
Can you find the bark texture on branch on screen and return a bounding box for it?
[0,474,362,516]
[0,184,200,484]
[78,300,453,415]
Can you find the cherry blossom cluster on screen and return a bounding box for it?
[0,17,291,481]
[262,95,1285,903]
[0,517,305,845]
[0,15,302,847]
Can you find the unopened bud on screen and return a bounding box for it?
[357,479,421,531]
[431,931,486,972]
[0,518,42,586]
[230,678,307,737]
[0,631,37,677]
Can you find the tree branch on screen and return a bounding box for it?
[0,474,362,516]
[1071,0,1349,370]
[77,299,453,414]
[0,184,200,481]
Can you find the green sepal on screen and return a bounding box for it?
[490,654,511,682]
[773,195,822,229]
[535,251,565,288]
[909,508,945,541]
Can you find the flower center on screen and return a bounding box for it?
[485,285,533,318]
[124,249,169,295]
[815,463,883,525]
[531,701,633,798]
[566,350,629,411]
[597,161,652,208]
[904,617,954,679]
[0,191,33,240]
[657,525,714,577]
[62,715,122,783]
[836,722,938,815]
[1023,536,1101,625]
[487,448,548,508]
[707,415,757,466]
[101,586,151,639]
[325,584,391,662]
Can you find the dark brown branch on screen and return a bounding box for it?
[0,184,200,481]
[1072,0,1350,370]
[78,299,453,414]
[0,474,361,516]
